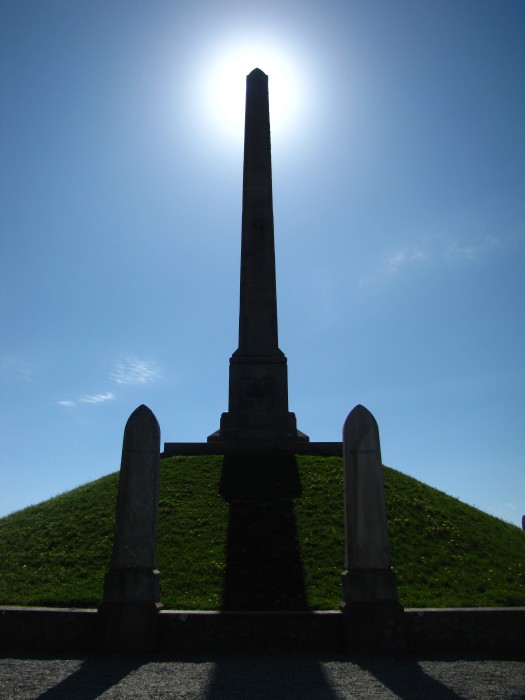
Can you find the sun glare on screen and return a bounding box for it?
[202,40,303,140]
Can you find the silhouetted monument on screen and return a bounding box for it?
[340,404,404,651]
[208,68,308,447]
[99,404,162,652]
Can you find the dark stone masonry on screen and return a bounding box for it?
[207,69,308,449]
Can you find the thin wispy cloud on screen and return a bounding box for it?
[387,247,426,273]
[58,392,114,408]
[360,233,500,288]
[79,392,115,404]
[57,355,160,409]
[358,244,428,287]
[110,356,160,385]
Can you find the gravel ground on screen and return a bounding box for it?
[0,654,524,699]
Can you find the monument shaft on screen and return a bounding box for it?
[210,68,307,445]
[237,67,279,354]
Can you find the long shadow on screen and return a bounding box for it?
[35,656,142,700]
[219,454,307,610]
[204,654,340,700]
[354,655,468,700]
[206,454,340,697]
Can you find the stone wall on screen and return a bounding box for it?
[1,606,524,655]
[0,606,97,653]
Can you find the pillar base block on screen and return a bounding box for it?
[97,601,163,653]
[340,599,406,654]
[341,568,405,653]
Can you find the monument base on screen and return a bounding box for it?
[341,568,405,652]
[208,415,309,445]
[340,599,406,653]
[99,567,162,653]
[209,349,309,445]
[97,601,162,654]
[207,401,309,450]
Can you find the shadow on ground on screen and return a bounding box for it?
[4,653,522,699]
[354,655,468,700]
[33,657,142,700]
[204,654,340,700]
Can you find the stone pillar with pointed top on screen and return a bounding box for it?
[341,404,405,652]
[208,68,308,447]
[98,404,162,653]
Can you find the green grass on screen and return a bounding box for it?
[0,455,523,609]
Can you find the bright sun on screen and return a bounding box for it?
[202,40,302,140]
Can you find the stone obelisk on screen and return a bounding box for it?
[209,68,308,446]
[99,404,162,653]
[340,404,404,652]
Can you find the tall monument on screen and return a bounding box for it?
[208,68,308,446]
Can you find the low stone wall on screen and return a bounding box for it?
[0,606,97,653]
[405,607,525,654]
[158,610,343,653]
[1,606,524,655]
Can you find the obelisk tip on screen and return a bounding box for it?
[248,67,267,78]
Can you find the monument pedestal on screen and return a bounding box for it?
[340,599,406,653]
[208,350,308,445]
[341,568,405,653]
[98,567,162,653]
[98,601,162,654]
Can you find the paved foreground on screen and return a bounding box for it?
[0,654,523,699]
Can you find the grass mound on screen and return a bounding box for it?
[0,455,523,609]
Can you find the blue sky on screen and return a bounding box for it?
[1,0,524,527]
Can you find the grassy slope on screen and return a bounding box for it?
[0,455,523,609]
